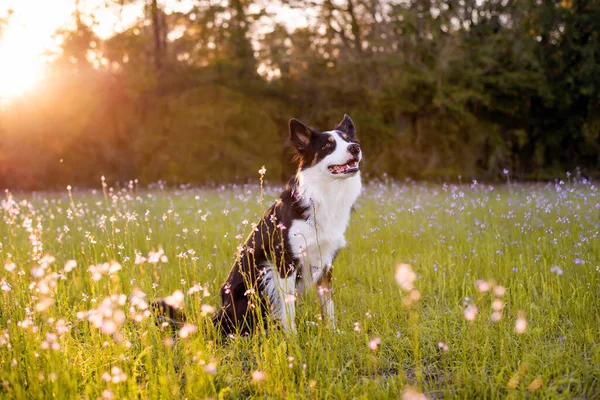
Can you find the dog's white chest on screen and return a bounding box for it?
[288,173,362,283]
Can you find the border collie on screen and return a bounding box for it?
[156,115,362,335]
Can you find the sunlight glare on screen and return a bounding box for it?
[0,31,45,99]
[0,1,74,100]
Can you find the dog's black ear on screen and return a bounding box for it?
[289,118,314,151]
[335,114,356,138]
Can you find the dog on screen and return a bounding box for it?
[155,115,362,335]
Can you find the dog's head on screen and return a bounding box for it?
[289,114,362,178]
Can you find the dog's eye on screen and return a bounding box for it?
[323,142,333,149]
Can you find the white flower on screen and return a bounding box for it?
[475,279,491,293]
[368,337,381,351]
[395,264,417,292]
[100,320,117,335]
[251,370,266,382]
[164,290,185,309]
[178,323,197,338]
[0,280,11,292]
[515,314,527,334]
[464,305,478,321]
[148,248,168,264]
[402,386,428,400]
[200,304,215,316]
[204,362,217,375]
[493,285,506,297]
[64,260,76,273]
[492,299,504,312]
[285,293,296,304]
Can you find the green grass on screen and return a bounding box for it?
[0,180,598,399]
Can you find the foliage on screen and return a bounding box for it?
[0,0,599,188]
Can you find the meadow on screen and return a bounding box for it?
[0,177,598,399]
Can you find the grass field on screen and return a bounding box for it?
[0,178,598,399]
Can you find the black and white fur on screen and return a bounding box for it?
[157,115,362,335]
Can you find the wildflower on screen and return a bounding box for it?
[491,311,503,322]
[84,295,127,336]
[204,362,217,375]
[368,337,381,351]
[40,332,60,351]
[0,330,9,347]
[187,284,201,295]
[129,289,151,322]
[163,290,184,309]
[285,293,296,303]
[148,248,168,264]
[64,260,76,273]
[4,262,16,272]
[252,370,266,383]
[35,297,54,312]
[258,166,267,176]
[492,299,504,312]
[515,313,527,334]
[88,262,122,281]
[550,265,564,275]
[134,253,147,264]
[464,305,478,321]
[409,289,421,302]
[100,320,117,335]
[493,285,506,297]
[113,310,126,325]
[438,342,449,352]
[178,323,197,338]
[395,263,416,292]
[0,280,11,292]
[402,386,428,400]
[475,279,491,293]
[200,304,215,316]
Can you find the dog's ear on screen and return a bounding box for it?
[335,114,356,139]
[289,118,314,151]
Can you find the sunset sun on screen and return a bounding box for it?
[0,1,68,100]
[0,0,146,101]
[0,39,45,99]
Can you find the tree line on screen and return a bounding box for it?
[0,0,599,189]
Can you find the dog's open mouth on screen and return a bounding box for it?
[328,158,360,174]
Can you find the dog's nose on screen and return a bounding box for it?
[348,143,361,157]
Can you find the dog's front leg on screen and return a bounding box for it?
[317,270,335,329]
[275,270,297,333]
